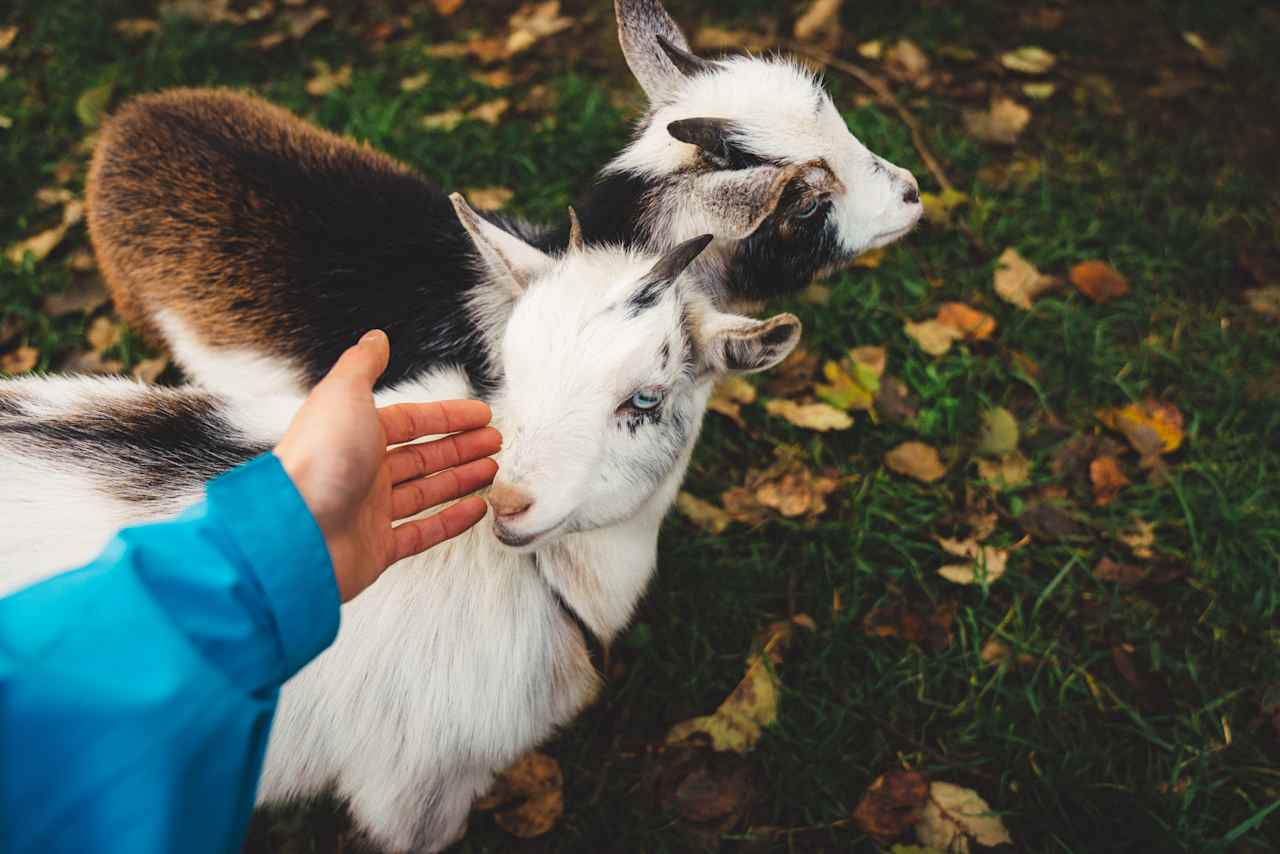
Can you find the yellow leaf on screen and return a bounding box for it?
[1022,81,1057,100]
[1096,400,1185,455]
[305,61,352,97]
[920,189,969,227]
[421,109,465,131]
[0,26,17,51]
[816,346,883,412]
[1000,46,1056,74]
[666,618,808,752]
[764,399,853,431]
[993,247,1061,309]
[676,491,732,535]
[468,97,511,125]
[885,441,947,483]
[857,40,883,60]
[709,375,756,424]
[399,71,432,92]
[474,752,564,838]
[86,316,121,353]
[975,407,1019,457]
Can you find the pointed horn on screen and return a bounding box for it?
[656,33,711,77]
[667,117,740,152]
[647,233,713,284]
[567,206,584,253]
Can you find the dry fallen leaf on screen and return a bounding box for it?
[1089,456,1130,507]
[721,446,841,522]
[86,316,121,353]
[864,601,958,653]
[1070,260,1130,303]
[903,319,963,356]
[1093,556,1145,588]
[1,345,38,375]
[469,97,511,125]
[472,69,515,88]
[1096,400,1185,456]
[975,451,1031,491]
[857,40,883,60]
[420,109,465,131]
[676,491,732,535]
[431,0,464,16]
[975,407,1019,457]
[507,1,574,55]
[1000,46,1056,74]
[816,345,884,412]
[916,782,1013,851]
[708,374,756,424]
[764,347,818,398]
[42,278,108,317]
[305,61,352,96]
[852,770,930,842]
[936,537,1009,585]
[1022,81,1057,100]
[5,199,84,265]
[793,0,842,48]
[885,441,947,483]
[667,617,809,752]
[885,39,930,86]
[1119,517,1156,559]
[1243,286,1280,319]
[764,399,853,431]
[465,187,514,212]
[937,303,996,341]
[920,189,969,227]
[993,247,1061,309]
[964,96,1031,145]
[474,751,564,839]
[132,356,170,384]
[656,746,755,846]
[399,71,432,92]
[0,26,17,51]
[114,19,160,39]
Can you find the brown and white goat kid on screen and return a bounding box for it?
[86,0,916,397]
[0,197,800,852]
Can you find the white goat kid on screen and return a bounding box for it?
[0,197,800,852]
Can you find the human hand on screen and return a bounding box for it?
[274,330,500,602]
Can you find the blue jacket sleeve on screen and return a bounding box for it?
[0,453,340,854]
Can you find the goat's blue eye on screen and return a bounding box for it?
[628,389,664,411]
[797,199,822,219]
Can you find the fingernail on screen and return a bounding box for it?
[360,329,386,345]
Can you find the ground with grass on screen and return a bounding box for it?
[2,1,1279,852]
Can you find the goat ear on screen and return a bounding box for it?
[615,0,699,100]
[450,193,553,297]
[702,312,802,375]
[682,164,801,240]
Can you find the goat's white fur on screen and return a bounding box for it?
[0,221,798,850]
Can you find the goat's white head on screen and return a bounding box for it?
[606,0,922,298]
[451,195,800,551]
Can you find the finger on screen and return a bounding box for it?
[326,330,391,389]
[379,399,492,446]
[391,458,498,521]
[386,426,502,485]
[392,496,488,562]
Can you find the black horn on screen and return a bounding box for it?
[667,116,740,152]
[627,234,713,315]
[656,34,711,77]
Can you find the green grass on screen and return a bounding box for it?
[4,1,1279,852]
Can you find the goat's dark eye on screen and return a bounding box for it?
[796,199,823,219]
[627,389,664,411]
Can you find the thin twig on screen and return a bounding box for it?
[786,42,956,196]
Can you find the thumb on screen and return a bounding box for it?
[327,329,391,389]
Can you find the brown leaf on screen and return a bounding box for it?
[475,752,564,839]
[975,450,1031,491]
[852,770,929,842]
[468,97,511,125]
[935,537,1009,585]
[764,399,853,431]
[1018,492,1089,541]
[721,486,772,526]
[763,347,818,398]
[1093,556,1145,588]
[864,601,958,653]
[1090,456,1130,506]
[431,0,464,16]
[937,302,996,340]
[465,186,514,212]
[885,441,947,483]
[708,375,756,425]
[304,61,352,96]
[1,345,38,374]
[86,316,121,353]
[131,356,170,384]
[904,318,963,356]
[964,96,1031,145]
[472,69,515,88]
[676,492,732,535]
[885,39,930,86]
[0,26,17,51]
[875,376,918,423]
[1118,517,1156,559]
[994,247,1061,309]
[793,0,842,47]
[283,6,329,39]
[507,1,573,55]
[1244,286,1280,319]
[42,278,108,317]
[656,747,755,846]
[917,782,1013,850]
[1070,260,1130,303]
[755,469,839,517]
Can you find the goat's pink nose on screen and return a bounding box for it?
[487,483,534,519]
